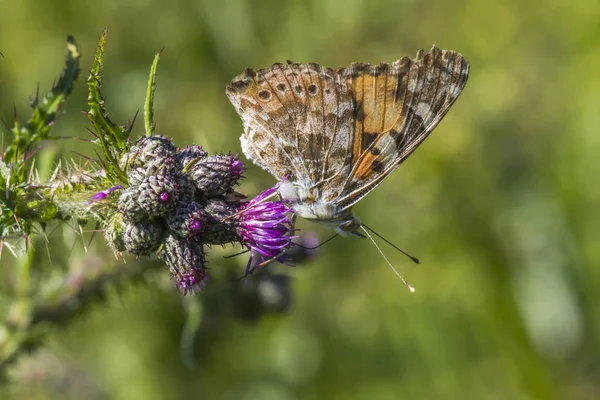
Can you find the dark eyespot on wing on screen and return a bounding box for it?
[258,89,272,101]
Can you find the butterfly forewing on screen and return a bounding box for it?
[334,46,469,210]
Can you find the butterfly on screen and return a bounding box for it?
[226,46,469,239]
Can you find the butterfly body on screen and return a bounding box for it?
[267,176,360,237]
[227,46,469,236]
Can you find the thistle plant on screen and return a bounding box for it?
[0,30,303,377]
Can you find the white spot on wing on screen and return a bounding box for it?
[415,102,431,119]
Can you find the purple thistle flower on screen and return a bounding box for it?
[159,191,170,203]
[231,155,246,177]
[89,185,123,202]
[189,218,205,233]
[235,182,296,275]
[173,269,210,296]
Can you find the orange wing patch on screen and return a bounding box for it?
[335,46,469,209]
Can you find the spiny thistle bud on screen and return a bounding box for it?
[135,135,177,165]
[203,199,240,220]
[126,167,146,187]
[202,199,240,244]
[118,187,145,221]
[125,153,178,187]
[175,174,198,202]
[176,145,208,171]
[122,220,165,256]
[188,154,245,197]
[137,174,178,217]
[143,157,178,179]
[119,149,139,170]
[166,200,208,239]
[104,213,127,254]
[159,233,209,295]
[120,136,178,183]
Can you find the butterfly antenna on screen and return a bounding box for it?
[294,233,339,250]
[360,226,415,292]
[362,223,420,264]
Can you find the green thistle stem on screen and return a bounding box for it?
[0,257,159,378]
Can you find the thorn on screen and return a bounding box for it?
[12,212,22,231]
[128,109,139,132]
[93,149,107,169]
[86,128,99,139]
[70,150,98,163]
[1,119,10,133]
[30,82,40,108]
[72,136,96,144]
[23,146,40,162]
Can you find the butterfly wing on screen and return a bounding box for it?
[226,62,357,204]
[334,46,470,210]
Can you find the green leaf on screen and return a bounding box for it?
[0,160,8,182]
[144,51,162,137]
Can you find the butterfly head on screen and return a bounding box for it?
[334,216,364,238]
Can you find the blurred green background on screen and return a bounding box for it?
[1,0,599,399]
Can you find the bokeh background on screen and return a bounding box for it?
[1,0,599,399]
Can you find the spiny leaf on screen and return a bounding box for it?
[3,36,81,173]
[86,28,128,183]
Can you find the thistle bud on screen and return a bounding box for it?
[135,135,177,165]
[122,220,165,256]
[105,213,127,254]
[188,154,245,197]
[159,233,209,295]
[202,199,240,244]
[176,145,208,171]
[166,201,208,239]
[126,167,146,187]
[118,187,145,221]
[137,174,178,217]
[119,148,139,170]
[175,174,198,202]
[120,135,177,181]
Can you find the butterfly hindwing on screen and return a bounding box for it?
[334,46,470,210]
